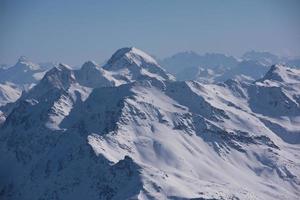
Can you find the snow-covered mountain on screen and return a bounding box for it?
[162,59,269,84]
[104,47,174,83]
[160,51,238,81]
[160,50,300,83]
[0,57,57,106]
[216,60,270,82]
[0,48,299,200]
[0,56,50,85]
[242,50,281,66]
[0,48,174,124]
[74,61,114,88]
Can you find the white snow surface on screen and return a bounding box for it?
[0,49,299,200]
[104,47,175,83]
[0,82,22,106]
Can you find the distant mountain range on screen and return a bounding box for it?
[159,50,300,83]
[1,50,299,107]
[0,47,299,200]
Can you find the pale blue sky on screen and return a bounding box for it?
[1,0,300,65]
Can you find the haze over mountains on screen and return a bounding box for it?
[160,50,300,83]
[1,50,299,107]
[0,47,300,200]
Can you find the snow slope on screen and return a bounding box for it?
[0,82,22,106]
[0,48,299,200]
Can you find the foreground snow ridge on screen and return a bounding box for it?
[0,47,300,200]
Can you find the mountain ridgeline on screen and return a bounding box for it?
[0,47,300,200]
[159,50,300,83]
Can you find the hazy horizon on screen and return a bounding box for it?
[1,0,300,65]
[2,48,299,68]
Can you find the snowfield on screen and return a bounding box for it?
[0,47,299,200]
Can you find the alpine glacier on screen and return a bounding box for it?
[0,47,299,200]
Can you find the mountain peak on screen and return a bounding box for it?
[39,63,75,90]
[15,56,40,71]
[57,63,72,71]
[17,56,29,63]
[102,47,174,82]
[104,47,159,69]
[81,60,98,71]
[75,61,115,88]
[259,64,300,84]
